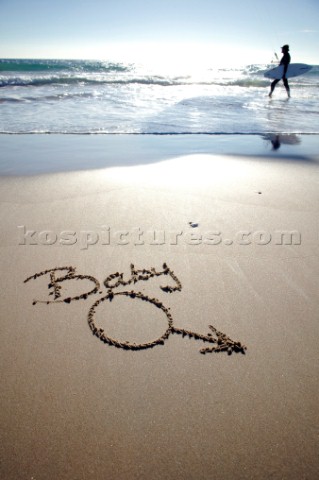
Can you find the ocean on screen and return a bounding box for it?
[0,58,318,135]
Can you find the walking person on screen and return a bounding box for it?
[269,45,291,98]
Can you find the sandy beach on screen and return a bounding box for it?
[0,134,318,480]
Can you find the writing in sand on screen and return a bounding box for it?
[24,263,247,356]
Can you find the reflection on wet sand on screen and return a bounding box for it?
[262,133,301,150]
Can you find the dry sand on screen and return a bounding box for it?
[0,140,318,479]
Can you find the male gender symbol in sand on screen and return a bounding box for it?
[24,264,246,356]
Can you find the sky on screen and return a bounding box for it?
[0,0,318,66]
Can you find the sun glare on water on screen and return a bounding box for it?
[42,40,269,71]
[93,42,264,73]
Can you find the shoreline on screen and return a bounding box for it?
[0,133,318,176]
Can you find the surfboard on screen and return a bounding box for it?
[264,63,312,80]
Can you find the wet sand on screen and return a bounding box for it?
[0,136,318,479]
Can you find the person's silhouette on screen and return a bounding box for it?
[269,45,291,98]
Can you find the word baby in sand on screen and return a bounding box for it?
[24,263,247,356]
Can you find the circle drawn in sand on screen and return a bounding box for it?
[88,291,173,350]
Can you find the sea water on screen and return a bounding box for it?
[0,58,318,135]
